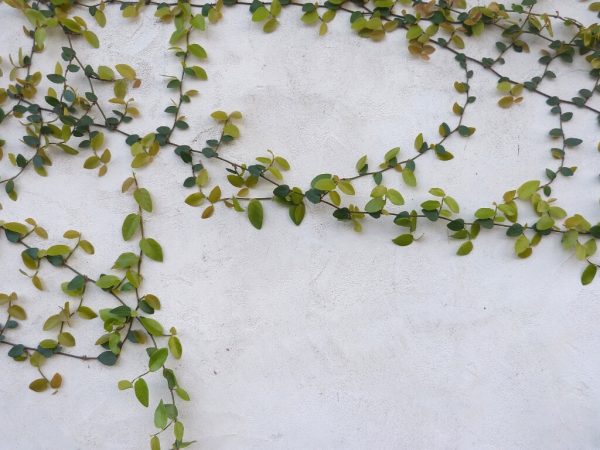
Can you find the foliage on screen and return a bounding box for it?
[0,0,599,448]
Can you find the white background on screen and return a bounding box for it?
[1,1,600,449]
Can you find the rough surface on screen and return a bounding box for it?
[1,2,600,449]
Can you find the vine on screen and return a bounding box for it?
[0,0,599,448]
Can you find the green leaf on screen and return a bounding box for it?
[118,380,132,390]
[314,178,336,191]
[78,306,97,320]
[38,340,56,352]
[58,332,75,347]
[185,192,205,207]
[355,155,367,173]
[122,213,140,241]
[302,10,319,24]
[29,350,45,367]
[113,252,139,269]
[248,199,263,230]
[94,9,107,27]
[447,219,465,231]
[29,378,49,392]
[506,223,524,237]
[252,6,270,22]
[581,264,597,285]
[384,147,400,162]
[191,14,206,30]
[392,234,413,246]
[80,240,95,254]
[210,110,228,121]
[274,156,290,170]
[188,43,207,59]
[7,305,26,320]
[289,203,305,226]
[174,421,184,441]
[386,189,404,205]
[428,188,445,197]
[169,336,182,359]
[134,378,149,407]
[207,186,221,203]
[149,348,168,372]
[421,200,440,211]
[515,235,530,255]
[590,225,600,239]
[150,436,160,450]
[134,188,153,212]
[154,400,168,429]
[474,208,495,220]
[414,133,424,150]
[61,18,82,33]
[517,180,540,200]
[406,24,423,40]
[140,238,164,262]
[536,214,555,231]
[457,241,473,256]
[83,156,101,169]
[402,168,416,187]
[337,180,355,195]
[564,138,582,148]
[115,63,136,80]
[97,65,114,80]
[444,196,460,213]
[365,197,385,213]
[114,79,127,99]
[139,316,164,336]
[98,351,117,366]
[7,344,25,358]
[201,205,214,219]
[263,18,279,33]
[82,30,99,48]
[371,185,387,198]
[46,245,70,256]
[176,387,190,401]
[498,96,513,108]
[223,123,239,138]
[43,314,61,330]
[187,66,207,80]
[3,222,28,235]
[96,275,121,289]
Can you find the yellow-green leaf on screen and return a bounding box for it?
[29,378,48,392]
[82,30,99,48]
[115,64,136,80]
[517,180,540,200]
[140,238,163,262]
[248,199,263,230]
[134,378,149,407]
[457,241,473,256]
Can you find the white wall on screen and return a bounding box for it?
[1,2,600,449]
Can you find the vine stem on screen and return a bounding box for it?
[0,340,97,361]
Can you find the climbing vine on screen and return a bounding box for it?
[0,0,599,448]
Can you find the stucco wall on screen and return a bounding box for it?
[1,2,600,449]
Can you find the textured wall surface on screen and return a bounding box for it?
[1,2,600,449]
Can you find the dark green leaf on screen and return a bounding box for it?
[98,351,117,366]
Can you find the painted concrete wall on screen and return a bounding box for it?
[1,2,599,449]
